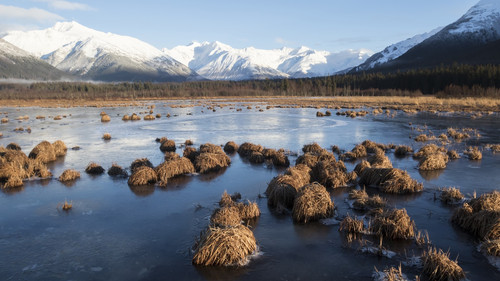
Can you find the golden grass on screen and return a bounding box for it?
[266,175,301,209]
[52,140,67,157]
[143,114,155,120]
[421,247,466,281]
[339,214,364,234]
[418,153,448,171]
[192,225,257,266]
[353,194,386,211]
[354,160,371,176]
[61,200,73,211]
[447,150,461,159]
[85,162,105,175]
[219,191,234,207]
[128,166,157,185]
[295,153,320,168]
[210,206,242,227]
[237,142,263,157]
[58,169,80,182]
[194,153,231,174]
[452,191,500,240]
[359,168,423,194]
[447,128,470,141]
[1,118,8,123]
[312,160,349,189]
[155,157,195,185]
[130,158,153,173]
[6,143,21,150]
[414,134,429,142]
[101,114,111,122]
[159,139,176,152]
[270,150,290,167]
[102,133,112,140]
[29,141,56,163]
[464,146,482,160]
[183,146,199,162]
[184,139,194,146]
[292,183,334,223]
[373,264,406,281]
[440,187,464,204]
[371,208,415,240]
[199,143,224,154]
[302,143,324,154]
[249,151,265,164]
[480,239,500,256]
[164,152,180,161]
[341,144,367,160]
[236,201,261,220]
[368,153,393,168]
[284,164,311,187]
[414,144,445,159]
[4,175,23,188]
[107,163,128,177]
[223,141,239,153]
[122,114,130,121]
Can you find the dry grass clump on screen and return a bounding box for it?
[480,239,500,256]
[414,134,429,142]
[370,208,415,239]
[122,114,130,121]
[440,187,464,204]
[192,225,257,266]
[249,151,265,164]
[394,145,413,156]
[292,183,334,223]
[284,164,311,187]
[183,146,199,162]
[0,150,52,184]
[421,247,466,281]
[159,139,176,152]
[199,143,224,154]
[418,153,448,171]
[451,191,500,240]
[52,140,67,157]
[128,166,157,186]
[447,128,470,141]
[210,206,242,227]
[464,146,482,160]
[4,175,23,188]
[131,113,141,121]
[102,133,112,140]
[143,114,155,120]
[58,169,80,182]
[312,160,349,189]
[236,201,261,220]
[184,139,194,146]
[6,143,21,151]
[219,191,234,207]
[354,160,371,176]
[155,157,195,185]
[130,158,153,173]
[352,193,386,211]
[85,162,105,175]
[368,153,393,168]
[164,152,180,161]
[447,150,460,159]
[101,114,111,122]
[61,200,73,211]
[339,214,364,234]
[237,142,263,157]
[414,144,445,159]
[270,150,290,167]
[223,141,239,153]
[487,144,500,153]
[302,143,324,154]
[194,152,231,174]
[107,164,128,177]
[1,118,8,123]
[359,168,423,194]
[341,144,367,160]
[266,175,302,209]
[29,141,56,163]
[373,265,406,281]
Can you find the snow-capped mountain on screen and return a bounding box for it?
[0,38,66,80]
[2,22,200,82]
[354,0,500,72]
[163,42,372,80]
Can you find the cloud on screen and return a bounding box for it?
[34,0,92,11]
[0,5,64,22]
[275,37,288,45]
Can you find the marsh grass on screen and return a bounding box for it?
[421,247,465,281]
[292,183,334,223]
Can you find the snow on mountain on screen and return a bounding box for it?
[447,0,500,36]
[2,21,199,82]
[163,42,373,80]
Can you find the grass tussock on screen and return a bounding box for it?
[61,200,73,211]
[292,183,334,223]
[249,151,265,164]
[359,168,423,194]
[302,143,324,154]
[4,175,23,188]
[440,187,464,204]
[159,139,176,152]
[354,160,371,176]
[128,166,157,186]
[339,214,364,234]
[284,164,311,187]
[219,191,234,207]
[194,152,231,174]
[107,164,128,177]
[58,169,80,182]
[130,158,153,173]
[6,143,21,151]
[421,247,466,281]
[368,153,393,168]
[29,141,56,163]
[184,139,194,146]
[312,160,349,189]
[223,141,239,153]
[237,142,263,157]
[352,192,386,211]
[101,114,111,122]
[373,265,406,281]
[85,162,105,175]
[480,239,500,256]
[266,175,301,209]
[210,206,242,227]
[164,152,180,161]
[183,146,199,162]
[418,153,448,171]
[451,191,500,240]
[447,128,470,141]
[415,134,429,142]
[370,208,415,239]
[52,140,67,157]
[192,225,257,266]
[155,157,195,186]
[414,144,446,159]
[102,133,111,140]
[464,146,482,160]
[236,201,261,220]
[447,150,460,159]
[199,143,224,154]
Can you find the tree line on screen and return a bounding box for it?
[0,64,499,100]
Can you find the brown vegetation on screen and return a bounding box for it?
[102,133,112,140]
[370,208,415,239]
[394,145,413,156]
[359,168,423,194]
[223,141,239,154]
[418,153,448,171]
[421,247,466,281]
[339,214,364,234]
[194,152,231,174]
[312,160,349,188]
[480,240,500,256]
[440,187,464,205]
[292,183,334,223]
[52,140,67,157]
[85,162,105,175]
[464,146,482,160]
[101,114,111,122]
[128,166,157,185]
[130,158,153,173]
[58,169,80,182]
[210,206,242,227]
[155,157,195,185]
[159,139,176,152]
[29,141,56,163]
[237,142,263,157]
[107,164,128,177]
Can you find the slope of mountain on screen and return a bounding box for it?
[356,0,500,72]
[3,22,200,82]
[0,39,67,80]
[163,42,372,80]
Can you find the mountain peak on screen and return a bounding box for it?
[52,21,88,32]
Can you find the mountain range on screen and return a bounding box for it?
[0,0,498,82]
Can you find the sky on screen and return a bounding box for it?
[0,0,480,53]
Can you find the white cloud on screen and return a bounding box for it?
[34,0,92,11]
[275,37,288,45]
[0,5,64,22]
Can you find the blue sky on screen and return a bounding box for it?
[0,0,479,52]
